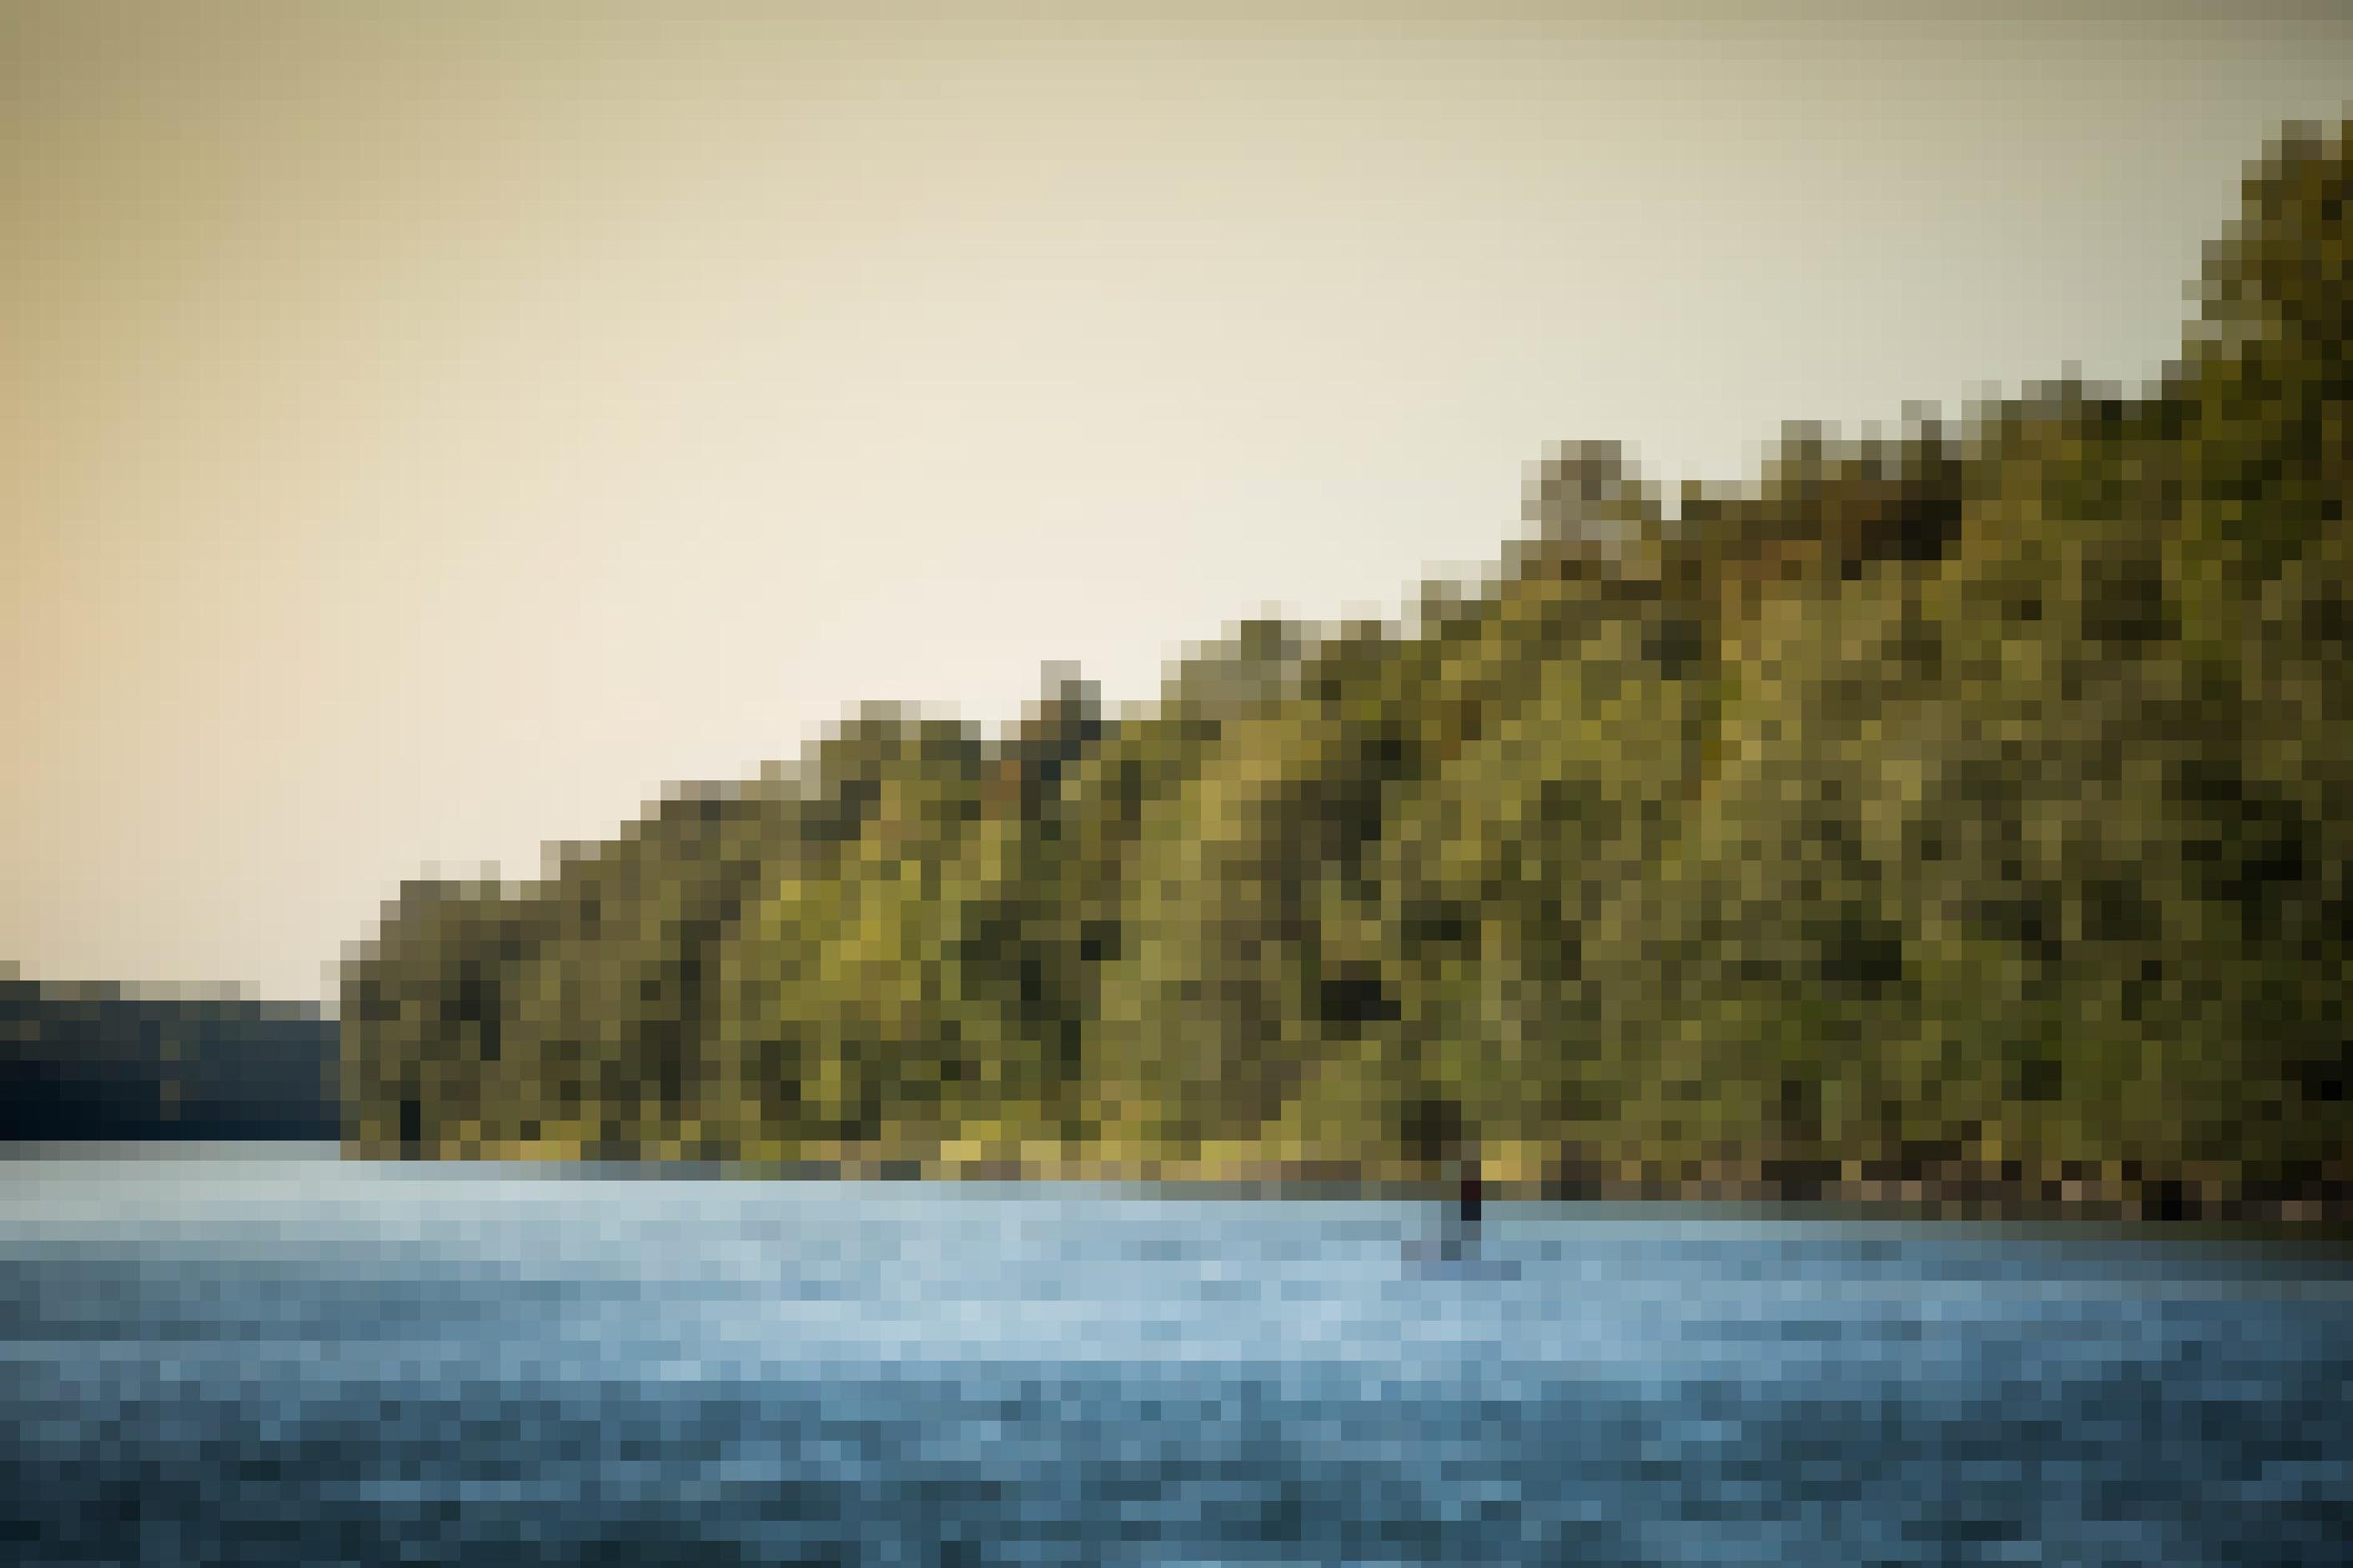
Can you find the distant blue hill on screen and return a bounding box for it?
[0,979,339,1141]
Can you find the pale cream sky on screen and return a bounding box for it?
[4,2,2349,1003]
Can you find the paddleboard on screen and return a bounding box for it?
[1402,1238,1521,1279]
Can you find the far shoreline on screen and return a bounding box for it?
[340,1138,2353,1233]
[15,1140,2344,1234]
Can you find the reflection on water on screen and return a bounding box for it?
[3,1148,2348,1565]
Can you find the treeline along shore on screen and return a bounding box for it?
[2,978,339,1143]
[342,123,2353,1225]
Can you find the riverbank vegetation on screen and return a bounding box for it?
[343,122,2352,1222]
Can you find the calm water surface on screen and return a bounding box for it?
[3,1147,2347,1565]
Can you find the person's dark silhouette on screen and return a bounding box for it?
[1443,1156,1484,1261]
[1401,1097,1485,1263]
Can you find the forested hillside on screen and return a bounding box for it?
[343,122,2351,1220]
[2,980,339,1142]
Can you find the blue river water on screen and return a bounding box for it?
[2,1147,2347,1566]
